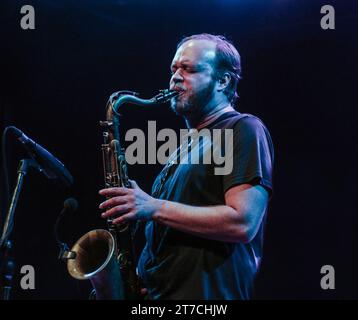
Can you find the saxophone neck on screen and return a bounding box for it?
[106,89,179,121]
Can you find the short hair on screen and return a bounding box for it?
[177,33,242,104]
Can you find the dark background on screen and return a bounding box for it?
[0,0,357,299]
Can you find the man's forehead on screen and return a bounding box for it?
[172,39,216,65]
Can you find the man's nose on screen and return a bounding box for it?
[171,69,184,84]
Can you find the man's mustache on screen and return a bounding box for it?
[170,86,186,92]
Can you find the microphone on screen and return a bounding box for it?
[9,126,74,187]
[54,198,79,260]
[63,197,79,213]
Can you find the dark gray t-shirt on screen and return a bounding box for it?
[137,111,274,299]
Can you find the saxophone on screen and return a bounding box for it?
[66,89,178,299]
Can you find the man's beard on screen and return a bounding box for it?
[170,82,216,118]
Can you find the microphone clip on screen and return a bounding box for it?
[53,198,79,261]
[58,243,76,261]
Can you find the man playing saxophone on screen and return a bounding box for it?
[99,33,274,299]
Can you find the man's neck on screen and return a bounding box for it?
[185,100,235,129]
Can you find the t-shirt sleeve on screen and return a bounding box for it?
[222,115,274,196]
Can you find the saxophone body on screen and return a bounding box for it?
[67,89,178,299]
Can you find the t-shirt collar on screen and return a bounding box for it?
[196,105,236,130]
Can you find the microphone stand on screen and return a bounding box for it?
[0,158,39,300]
[0,240,15,300]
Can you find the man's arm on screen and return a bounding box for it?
[99,182,269,243]
[152,183,268,243]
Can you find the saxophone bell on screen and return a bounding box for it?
[67,229,124,300]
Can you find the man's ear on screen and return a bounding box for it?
[217,72,231,92]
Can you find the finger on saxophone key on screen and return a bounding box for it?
[99,187,129,196]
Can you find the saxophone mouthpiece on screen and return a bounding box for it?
[156,89,179,103]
